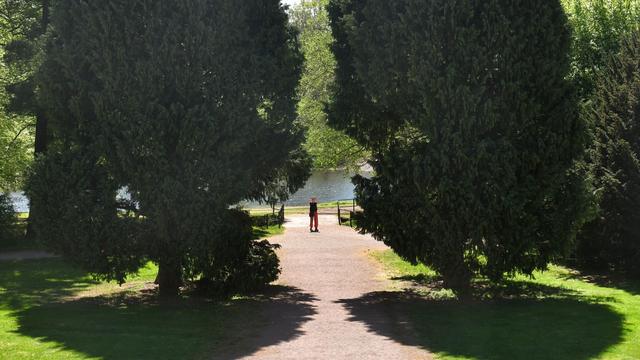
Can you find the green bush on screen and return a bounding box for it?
[0,193,19,247]
[577,30,640,276]
[195,210,281,296]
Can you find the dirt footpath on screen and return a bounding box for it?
[0,251,56,261]
[235,215,432,360]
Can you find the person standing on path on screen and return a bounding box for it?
[309,197,319,233]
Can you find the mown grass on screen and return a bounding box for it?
[369,250,640,360]
[0,223,288,360]
[252,223,285,239]
[0,258,270,360]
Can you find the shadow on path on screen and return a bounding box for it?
[338,288,624,360]
[215,285,319,359]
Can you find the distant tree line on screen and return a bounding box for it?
[290,0,368,171]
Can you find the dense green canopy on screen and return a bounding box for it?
[0,0,41,191]
[328,0,588,294]
[28,0,308,297]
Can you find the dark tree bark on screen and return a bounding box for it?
[25,1,50,240]
[34,113,47,155]
[36,0,49,155]
[157,260,182,299]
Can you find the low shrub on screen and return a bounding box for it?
[0,193,20,247]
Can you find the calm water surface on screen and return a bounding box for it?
[9,170,368,212]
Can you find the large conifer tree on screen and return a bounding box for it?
[28,0,307,297]
[328,0,587,295]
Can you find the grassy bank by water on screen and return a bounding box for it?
[369,250,640,360]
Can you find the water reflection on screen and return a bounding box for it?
[8,192,29,213]
[8,170,369,212]
[283,170,362,206]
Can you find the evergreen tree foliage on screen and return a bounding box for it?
[247,148,312,214]
[328,0,587,295]
[577,30,640,276]
[28,0,307,297]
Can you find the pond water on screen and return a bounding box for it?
[8,170,368,212]
[8,192,29,213]
[267,170,366,207]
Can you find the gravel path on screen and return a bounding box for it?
[0,250,56,261]
[235,215,432,360]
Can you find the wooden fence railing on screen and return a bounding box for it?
[337,199,360,227]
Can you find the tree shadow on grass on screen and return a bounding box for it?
[557,268,640,296]
[337,285,624,360]
[1,259,317,360]
[13,285,317,360]
[0,258,100,310]
[391,273,437,285]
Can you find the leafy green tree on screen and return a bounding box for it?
[577,30,640,275]
[290,0,366,170]
[2,0,50,156]
[562,0,640,271]
[0,1,41,191]
[0,110,32,191]
[28,0,307,297]
[328,0,587,295]
[563,0,640,99]
[1,1,51,244]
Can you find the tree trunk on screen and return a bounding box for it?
[441,257,472,300]
[42,0,50,30]
[157,260,182,299]
[26,0,50,240]
[34,113,48,155]
[25,113,48,240]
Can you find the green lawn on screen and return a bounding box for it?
[252,223,285,239]
[370,250,640,360]
[0,223,291,360]
[0,258,267,360]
